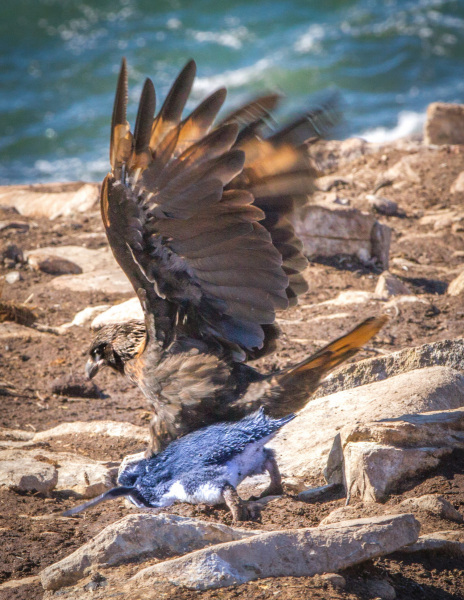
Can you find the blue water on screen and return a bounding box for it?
[1,0,463,184]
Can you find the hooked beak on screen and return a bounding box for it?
[85,357,104,380]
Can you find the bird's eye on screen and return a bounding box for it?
[91,345,105,358]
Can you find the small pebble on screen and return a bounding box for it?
[320,573,346,590]
[366,579,396,600]
[357,248,371,264]
[3,243,24,264]
[298,483,338,502]
[367,194,399,216]
[50,374,102,399]
[333,197,350,206]
[5,271,22,284]
[30,256,82,276]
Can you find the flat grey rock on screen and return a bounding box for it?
[90,297,143,329]
[0,449,117,498]
[25,246,133,294]
[366,578,396,600]
[51,269,133,295]
[131,514,420,590]
[0,182,99,219]
[0,456,57,494]
[398,495,462,523]
[41,514,257,590]
[33,421,148,445]
[0,322,44,340]
[315,338,464,399]
[374,271,412,299]
[402,530,464,555]
[292,202,390,269]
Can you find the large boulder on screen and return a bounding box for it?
[341,408,464,502]
[292,203,391,269]
[269,366,464,488]
[131,514,420,590]
[424,102,464,145]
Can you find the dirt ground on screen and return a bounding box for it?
[1,141,464,599]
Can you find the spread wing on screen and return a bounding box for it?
[101,59,333,359]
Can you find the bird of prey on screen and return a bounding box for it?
[86,59,387,456]
[64,408,294,521]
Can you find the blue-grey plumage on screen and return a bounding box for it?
[62,408,295,520]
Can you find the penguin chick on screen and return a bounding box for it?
[63,408,294,521]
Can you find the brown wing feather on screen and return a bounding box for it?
[110,58,132,175]
[129,78,156,175]
[101,60,337,358]
[218,93,280,129]
[149,60,196,151]
[101,60,294,356]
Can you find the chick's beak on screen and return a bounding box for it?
[85,357,104,380]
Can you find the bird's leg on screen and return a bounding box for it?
[223,485,262,522]
[250,449,284,500]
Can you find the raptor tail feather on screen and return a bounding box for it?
[265,315,388,416]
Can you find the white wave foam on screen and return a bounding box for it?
[294,24,325,53]
[358,110,426,143]
[193,58,271,95]
[34,156,107,182]
[189,26,250,50]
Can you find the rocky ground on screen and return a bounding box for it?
[1,106,464,599]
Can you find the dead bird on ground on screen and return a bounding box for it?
[63,408,293,522]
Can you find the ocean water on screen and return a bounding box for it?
[1,0,463,185]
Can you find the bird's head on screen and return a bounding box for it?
[85,320,146,379]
